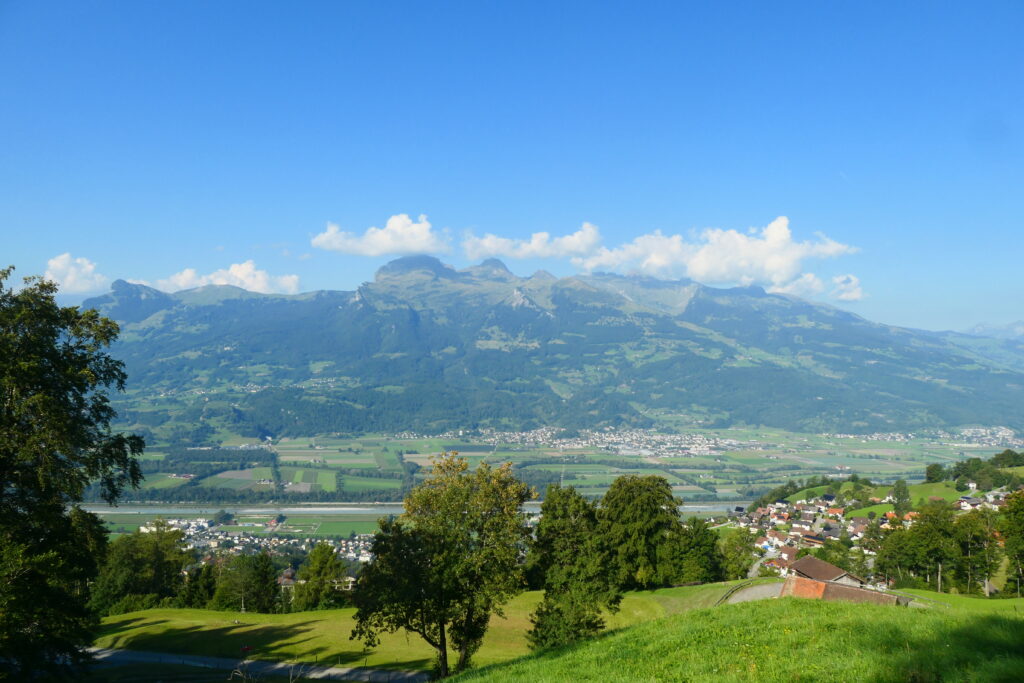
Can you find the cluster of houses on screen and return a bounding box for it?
[729,485,1016,577]
[956,488,1012,511]
[139,517,375,563]
[395,427,753,458]
[731,493,860,574]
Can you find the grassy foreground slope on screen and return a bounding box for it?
[94,582,756,671]
[453,598,1024,683]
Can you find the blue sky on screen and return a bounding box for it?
[1,1,1021,331]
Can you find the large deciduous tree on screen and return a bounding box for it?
[599,475,682,589]
[351,454,532,677]
[527,484,620,650]
[0,268,143,677]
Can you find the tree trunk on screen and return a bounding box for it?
[455,607,476,672]
[938,561,942,594]
[437,620,449,678]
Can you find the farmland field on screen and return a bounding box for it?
[114,426,1014,512]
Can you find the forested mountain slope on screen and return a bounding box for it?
[84,256,1024,438]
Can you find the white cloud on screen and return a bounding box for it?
[45,253,109,293]
[574,231,695,275]
[460,215,860,301]
[574,217,856,291]
[156,260,300,294]
[463,222,602,260]
[768,273,825,297]
[311,214,448,256]
[831,274,864,301]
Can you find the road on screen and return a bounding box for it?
[87,647,430,682]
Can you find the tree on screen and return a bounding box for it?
[1001,490,1024,597]
[213,509,234,525]
[352,454,532,677]
[0,268,144,677]
[90,522,188,615]
[860,520,884,554]
[812,540,854,572]
[599,475,682,589]
[719,528,757,580]
[924,464,946,483]
[892,479,912,517]
[293,543,346,611]
[179,563,218,608]
[876,527,917,585]
[909,501,960,592]
[212,553,279,613]
[527,485,620,650]
[954,509,1002,596]
[675,517,725,584]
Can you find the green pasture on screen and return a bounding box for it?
[338,475,403,492]
[453,595,1024,682]
[198,474,251,490]
[93,582,747,672]
[138,473,191,490]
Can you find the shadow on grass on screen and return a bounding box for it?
[97,617,165,640]
[108,618,432,671]
[865,612,1024,683]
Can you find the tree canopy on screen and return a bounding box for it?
[0,268,143,677]
[352,454,533,677]
[527,484,620,649]
[90,522,187,615]
[599,475,682,589]
[293,543,347,611]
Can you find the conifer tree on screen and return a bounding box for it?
[527,484,620,649]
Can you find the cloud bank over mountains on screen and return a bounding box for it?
[312,214,864,301]
[43,215,861,302]
[155,260,300,294]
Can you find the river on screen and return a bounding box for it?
[84,501,750,517]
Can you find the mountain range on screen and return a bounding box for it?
[83,256,1024,440]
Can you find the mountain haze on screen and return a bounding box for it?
[84,257,1024,438]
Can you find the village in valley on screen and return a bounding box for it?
[734,484,1013,582]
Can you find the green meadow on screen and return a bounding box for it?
[454,597,1024,682]
[93,581,1024,679]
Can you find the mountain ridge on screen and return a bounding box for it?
[84,257,1024,439]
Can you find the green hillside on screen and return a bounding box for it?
[93,582,753,672]
[93,584,1024,680]
[453,598,1024,682]
[784,480,962,516]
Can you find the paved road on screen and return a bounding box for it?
[87,647,430,682]
[725,582,784,604]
